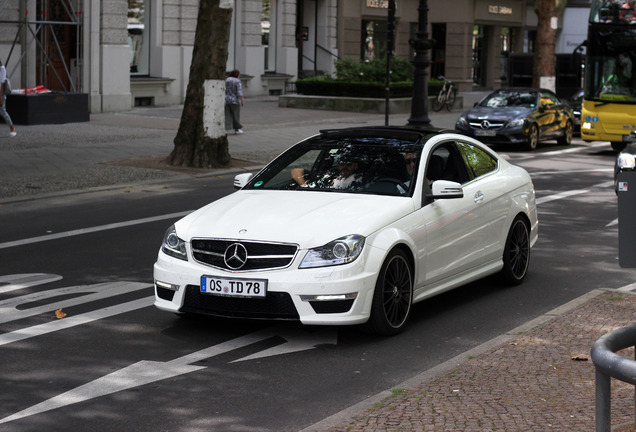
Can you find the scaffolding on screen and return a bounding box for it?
[0,0,83,93]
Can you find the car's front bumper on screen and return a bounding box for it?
[455,124,528,144]
[153,247,383,326]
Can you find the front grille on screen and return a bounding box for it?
[191,239,298,271]
[469,120,505,130]
[181,285,299,320]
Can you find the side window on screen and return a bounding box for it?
[426,142,470,184]
[456,140,498,180]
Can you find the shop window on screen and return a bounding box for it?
[431,23,446,79]
[361,20,388,61]
[128,0,149,75]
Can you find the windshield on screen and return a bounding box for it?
[478,90,538,108]
[244,136,423,197]
[584,25,636,102]
[591,0,636,23]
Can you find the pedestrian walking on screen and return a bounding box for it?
[0,59,16,137]
[225,69,244,134]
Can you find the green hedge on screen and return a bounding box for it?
[295,78,444,99]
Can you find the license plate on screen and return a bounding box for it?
[200,275,267,298]
[475,130,496,137]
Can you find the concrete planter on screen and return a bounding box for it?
[7,93,90,125]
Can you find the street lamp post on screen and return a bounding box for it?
[407,0,434,128]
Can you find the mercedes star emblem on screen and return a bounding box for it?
[224,243,248,270]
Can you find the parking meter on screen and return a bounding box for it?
[617,170,636,268]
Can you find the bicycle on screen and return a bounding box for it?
[433,76,457,112]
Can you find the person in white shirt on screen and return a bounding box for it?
[0,59,16,137]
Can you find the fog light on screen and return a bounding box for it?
[155,280,179,291]
[300,293,357,302]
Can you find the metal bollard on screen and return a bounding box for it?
[590,324,636,432]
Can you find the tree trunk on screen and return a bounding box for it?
[532,0,557,91]
[167,0,232,168]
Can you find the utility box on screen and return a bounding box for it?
[617,171,636,268]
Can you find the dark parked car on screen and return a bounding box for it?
[455,88,575,151]
[615,141,636,192]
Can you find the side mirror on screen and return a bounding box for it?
[428,180,464,199]
[234,173,253,189]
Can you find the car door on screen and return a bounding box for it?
[539,91,559,136]
[418,140,490,287]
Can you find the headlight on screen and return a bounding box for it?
[161,225,188,261]
[508,118,525,127]
[455,116,468,127]
[299,235,365,268]
[617,153,636,170]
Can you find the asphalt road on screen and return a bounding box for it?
[0,138,634,432]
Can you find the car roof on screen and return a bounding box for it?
[318,126,455,142]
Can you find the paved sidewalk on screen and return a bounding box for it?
[310,289,636,432]
[1,92,636,431]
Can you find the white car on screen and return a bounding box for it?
[154,127,538,335]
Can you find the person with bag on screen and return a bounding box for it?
[224,69,244,134]
[0,59,16,137]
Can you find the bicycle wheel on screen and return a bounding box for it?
[445,88,456,111]
[432,91,444,112]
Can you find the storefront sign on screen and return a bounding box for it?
[366,0,389,8]
[489,5,513,15]
[475,0,522,22]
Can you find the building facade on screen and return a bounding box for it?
[0,0,589,114]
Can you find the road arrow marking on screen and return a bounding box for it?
[0,273,63,294]
[0,325,337,424]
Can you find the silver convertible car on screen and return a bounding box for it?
[154,127,538,335]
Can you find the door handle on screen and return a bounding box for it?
[474,191,484,202]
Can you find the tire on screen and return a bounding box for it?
[445,88,456,111]
[497,217,530,286]
[612,141,627,152]
[362,249,413,335]
[525,124,539,151]
[557,121,573,146]
[433,92,444,112]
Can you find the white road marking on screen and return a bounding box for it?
[0,296,154,347]
[0,211,192,250]
[536,189,589,205]
[0,326,337,424]
[0,273,63,294]
[617,283,636,292]
[0,281,152,324]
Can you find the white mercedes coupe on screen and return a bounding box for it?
[154,127,538,335]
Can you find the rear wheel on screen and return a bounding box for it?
[363,249,413,335]
[445,88,456,111]
[497,217,530,286]
[557,120,573,145]
[525,124,539,151]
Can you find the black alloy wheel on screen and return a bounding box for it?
[363,249,413,335]
[525,124,539,151]
[498,217,530,285]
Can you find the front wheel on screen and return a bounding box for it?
[362,249,413,335]
[525,124,539,151]
[497,217,530,286]
[433,92,445,112]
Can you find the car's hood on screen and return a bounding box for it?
[465,106,533,120]
[175,190,415,247]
